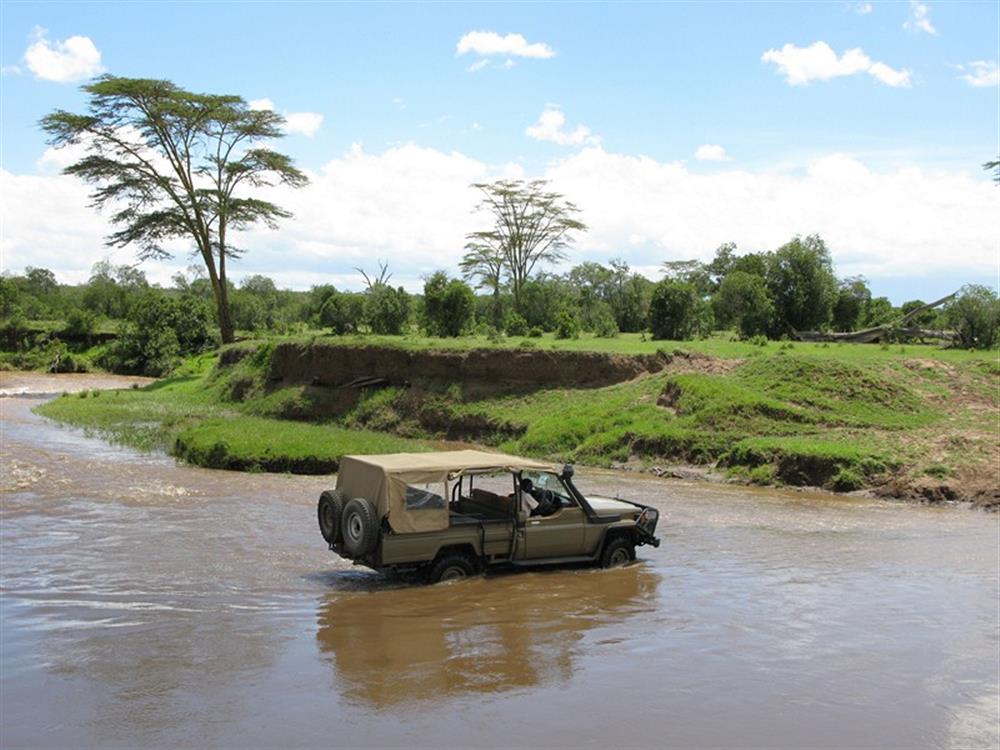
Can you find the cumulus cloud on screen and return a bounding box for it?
[248,97,323,136]
[3,145,995,291]
[525,107,599,147]
[762,41,911,87]
[694,144,729,162]
[904,1,937,35]
[956,60,1000,88]
[456,31,555,59]
[23,26,104,82]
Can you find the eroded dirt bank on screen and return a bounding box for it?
[250,341,687,391]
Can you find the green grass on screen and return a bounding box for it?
[34,337,998,494]
[240,329,997,364]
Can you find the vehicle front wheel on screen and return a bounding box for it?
[427,554,477,584]
[600,536,635,568]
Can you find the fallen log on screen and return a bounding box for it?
[794,291,958,344]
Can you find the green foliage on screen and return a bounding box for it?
[944,284,1000,349]
[649,279,699,340]
[63,309,98,340]
[714,271,773,338]
[101,291,215,376]
[831,277,871,332]
[365,285,410,335]
[506,312,529,337]
[555,310,581,339]
[422,272,476,337]
[765,234,837,334]
[319,290,365,335]
[41,75,308,343]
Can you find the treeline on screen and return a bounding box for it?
[2,236,998,376]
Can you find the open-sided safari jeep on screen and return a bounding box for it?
[317,450,660,583]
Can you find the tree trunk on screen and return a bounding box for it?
[216,246,234,344]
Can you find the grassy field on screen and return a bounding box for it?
[265,329,996,364]
[34,335,998,503]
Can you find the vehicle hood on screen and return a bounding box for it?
[585,496,640,516]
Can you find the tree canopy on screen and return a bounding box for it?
[41,75,308,343]
[464,179,586,312]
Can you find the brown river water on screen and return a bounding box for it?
[1,373,998,749]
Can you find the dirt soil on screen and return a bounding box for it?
[263,342,681,392]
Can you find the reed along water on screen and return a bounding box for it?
[2,373,997,749]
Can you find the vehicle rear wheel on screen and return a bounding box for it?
[317,490,345,544]
[341,497,379,557]
[427,554,476,584]
[600,536,635,568]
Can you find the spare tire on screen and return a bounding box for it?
[318,490,346,544]
[341,497,379,557]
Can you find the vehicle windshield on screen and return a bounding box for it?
[521,471,574,506]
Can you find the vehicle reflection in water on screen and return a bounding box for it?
[316,564,660,709]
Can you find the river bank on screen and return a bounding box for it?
[25,339,1000,509]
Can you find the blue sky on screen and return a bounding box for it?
[1,1,998,302]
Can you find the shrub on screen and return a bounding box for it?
[62,309,98,340]
[319,291,365,335]
[944,284,1000,349]
[649,280,699,340]
[366,285,410,335]
[555,311,580,339]
[830,467,863,492]
[422,275,475,337]
[528,326,544,338]
[506,313,529,337]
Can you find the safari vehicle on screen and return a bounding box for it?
[317,450,660,583]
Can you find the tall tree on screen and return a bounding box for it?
[41,76,308,343]
[459,243,505,328]
[464,180,586,311]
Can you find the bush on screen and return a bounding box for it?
[555,311,580,339]
[62,309,98,340]
[830,467,863,492]
[422,272,476,337]
[506,313,529,337]
[649,280,699,340]
[592,308,619,338]
[366,285,410,335]
[100,291,214,376]
[319,290,365,335]
[944,284,1000,349]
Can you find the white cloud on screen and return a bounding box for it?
[694,144,730,162]
[956,60,1000,88]
[1,65,22,76]
[904,1,937,35]
[283,112,324,137]
[456,31,554,59]
[762,41,911,87]
[853,2,873,14]
[4,146,995,291]
[466,58,489,73]
[247,98,323,136]
[23,26,104,83]
[525,107,599,147]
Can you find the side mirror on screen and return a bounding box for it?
[561,463,575,479]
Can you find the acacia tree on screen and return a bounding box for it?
[459,243,505,328]
[41,76,308,343]
[463,180,586,312]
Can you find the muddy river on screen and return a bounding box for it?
[1,374,997,749]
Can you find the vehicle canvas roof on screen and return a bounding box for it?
[336,450,555,534]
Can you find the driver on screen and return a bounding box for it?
[519,477,558,517]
